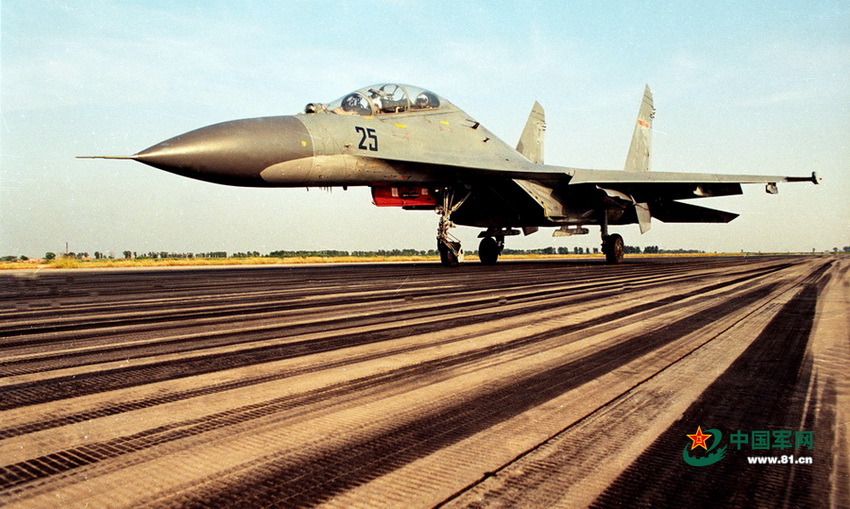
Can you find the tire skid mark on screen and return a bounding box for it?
[0,260,690,308]
[0,279,782,496]
[436,261,833,508]
[590,262,832,508]
[0,262,792,379]
[0,265,602,333]
[1,287,458,338]
[0,263,791,416]
[1,264,437,303]
[0,258,823,506]
[4,264,788,364]
[0,268,689,370]
[0,261,789,342]
[157,284,777,507]
[0,267,687,354]
[0,270,782,450]
[0,258,757,320]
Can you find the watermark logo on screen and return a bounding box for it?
[683,426,726,466]
[729,430,813,450]
[682,425,814,466]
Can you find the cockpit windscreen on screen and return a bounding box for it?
[325,84,442,116]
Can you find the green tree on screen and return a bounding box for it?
[45,252,57,261]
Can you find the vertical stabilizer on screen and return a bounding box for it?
[516,101,545,164]
[624,85,654,172]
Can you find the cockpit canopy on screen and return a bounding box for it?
[305,84,444,116]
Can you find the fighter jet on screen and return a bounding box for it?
[80,83,819,266]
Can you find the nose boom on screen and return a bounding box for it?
[133,116,314,186]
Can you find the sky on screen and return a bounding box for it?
[2,0,849,258]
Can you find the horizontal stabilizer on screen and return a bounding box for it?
[652,200,739,223]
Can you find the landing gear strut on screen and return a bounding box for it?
[436,188,468,267]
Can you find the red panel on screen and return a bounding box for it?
[371,186,438,207]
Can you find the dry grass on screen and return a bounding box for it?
[10,255,440,270]
[0,252,825,271]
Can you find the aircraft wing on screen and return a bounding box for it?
[422,161,818,231]
[565,167,818,198]
[567,167,818,186]
[376,152,817,192]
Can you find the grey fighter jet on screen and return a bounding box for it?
[81,83,819,266]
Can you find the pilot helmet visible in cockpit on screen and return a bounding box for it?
[414,91,440,109]
[341,93,371,115]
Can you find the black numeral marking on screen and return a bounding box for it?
[355,126,378,151]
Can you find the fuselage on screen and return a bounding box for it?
[132,84,550,190]
[130,108,604,230]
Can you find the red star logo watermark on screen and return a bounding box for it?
[687,426,712,450]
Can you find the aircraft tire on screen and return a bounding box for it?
[438,240,461,267]
[603,234,625,265]
[478,237,500,265]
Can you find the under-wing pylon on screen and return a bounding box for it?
[80,83,819,266]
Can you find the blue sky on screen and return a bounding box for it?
[2,1,849,257]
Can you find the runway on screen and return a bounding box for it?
[1,256,847,507]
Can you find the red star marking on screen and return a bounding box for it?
[687,426,712,450]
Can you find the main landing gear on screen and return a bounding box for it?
[599,209,624,264]
[477,235,505,265]
[602,233,624,264]
[436,197,626,267]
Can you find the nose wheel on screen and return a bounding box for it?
[438,238,462,267]
[437,214,462,267]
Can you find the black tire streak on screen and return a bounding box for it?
[0,263,787,413]
[164,286,776,507]
[590,265,832,508]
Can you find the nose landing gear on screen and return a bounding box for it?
[436,188,469,267]
[437,237,463,267]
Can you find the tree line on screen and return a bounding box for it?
[5,246,849,263]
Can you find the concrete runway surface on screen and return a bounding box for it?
[0,256,847,508]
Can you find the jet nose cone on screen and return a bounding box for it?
[134,116,313,185]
